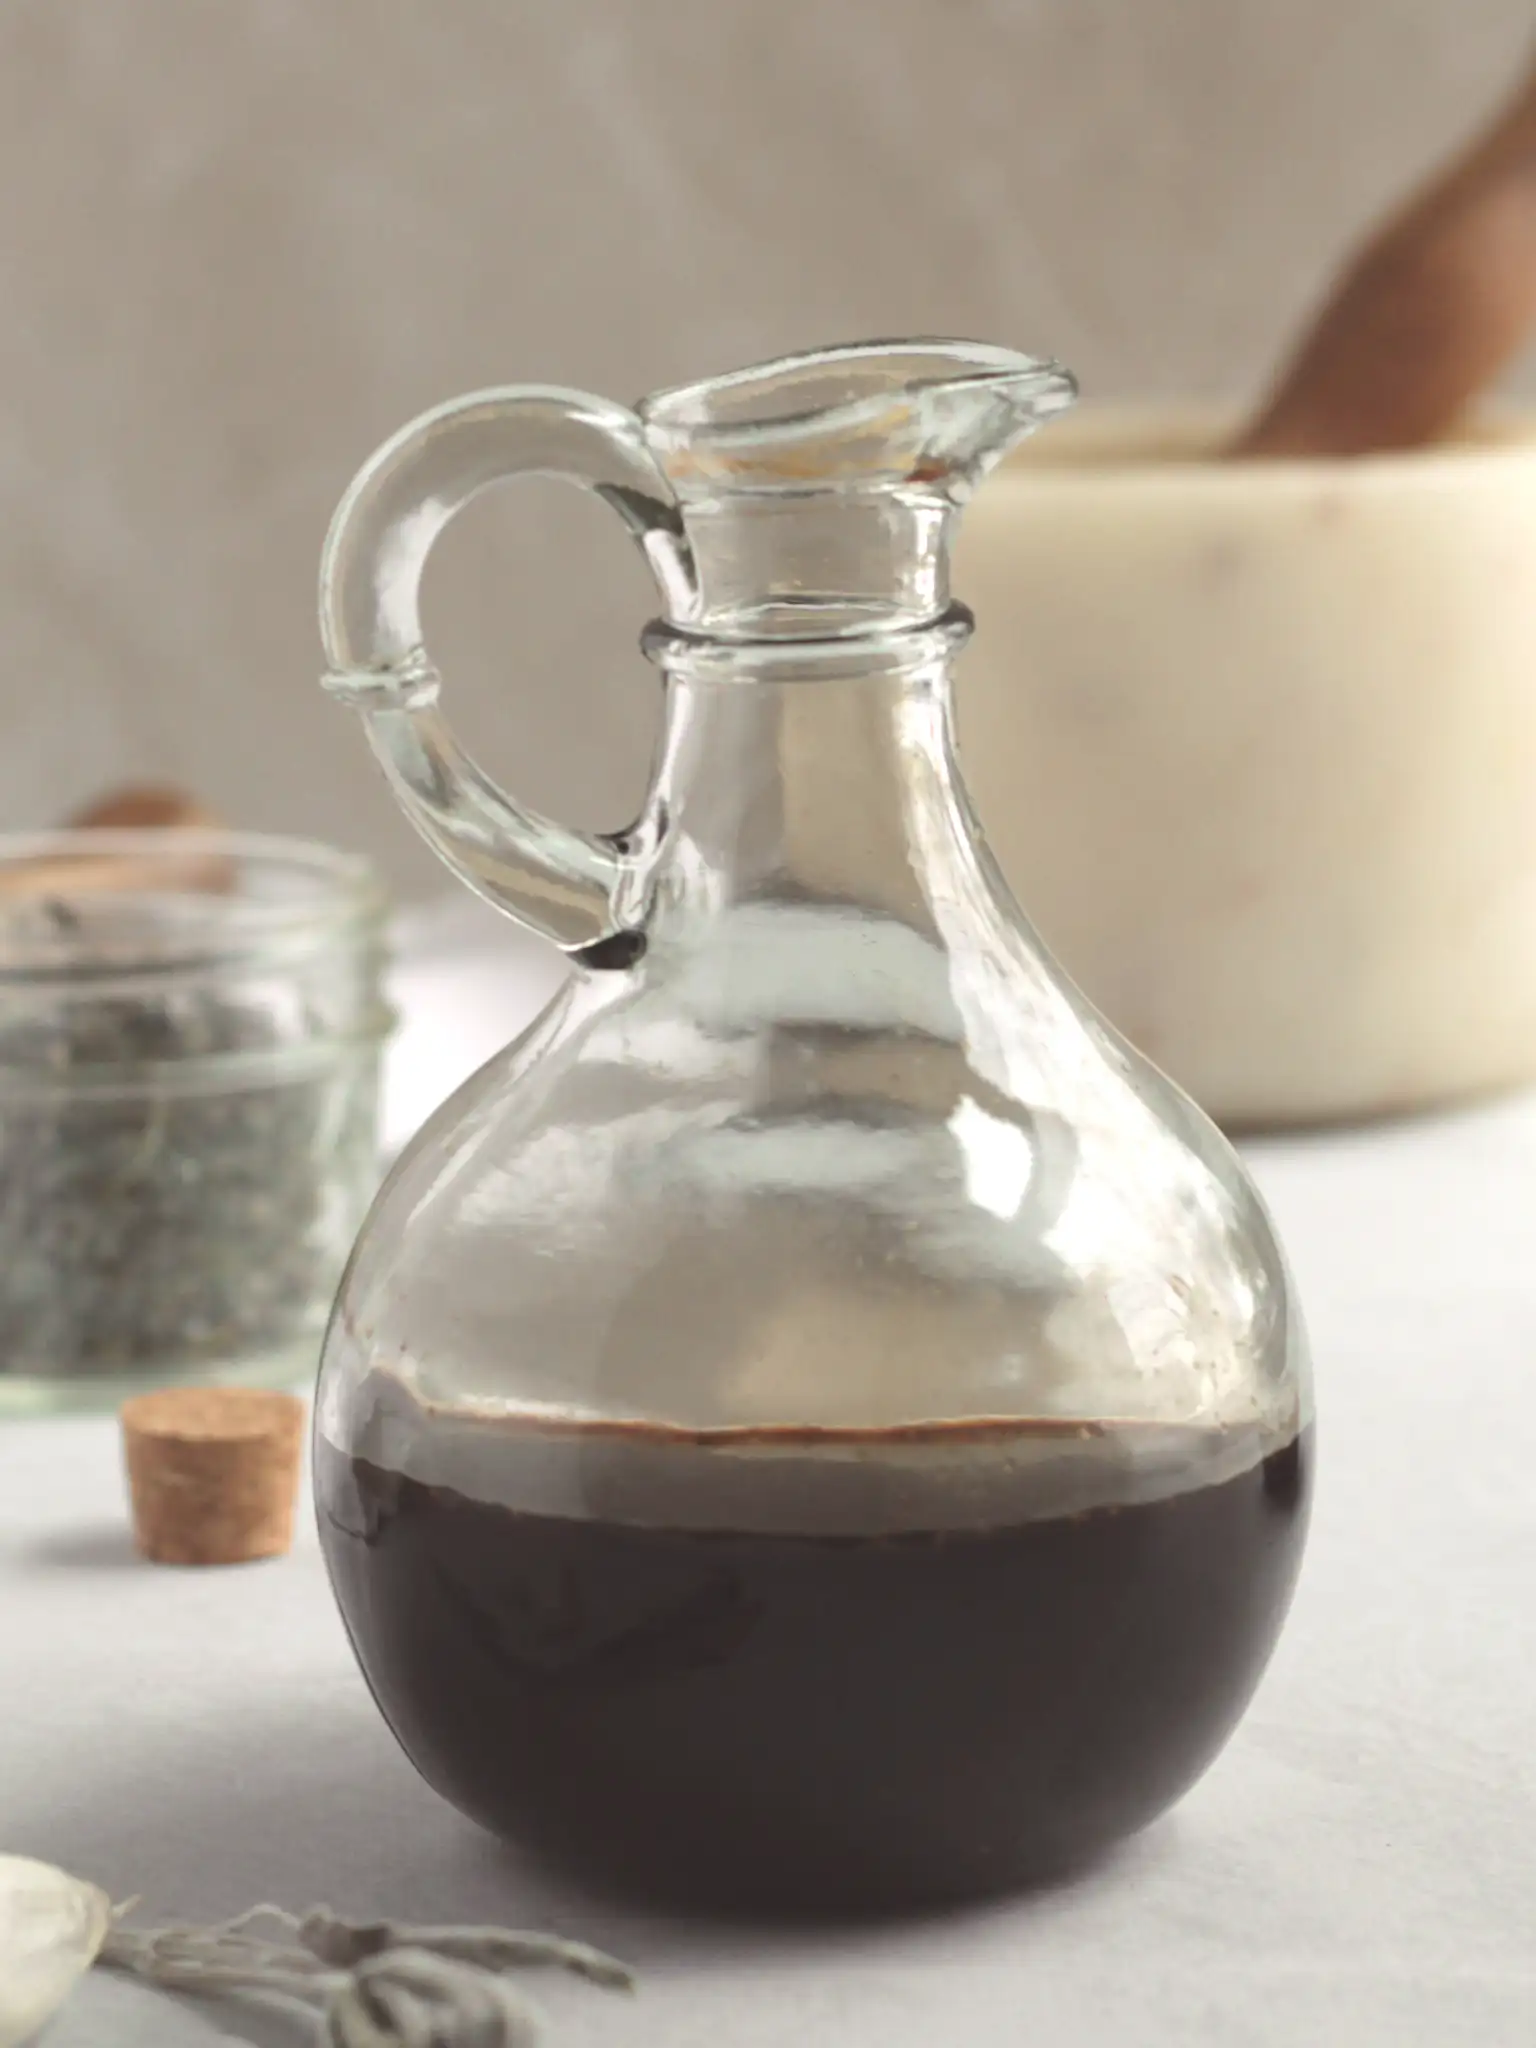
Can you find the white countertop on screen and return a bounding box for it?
[4,922,1536,2045]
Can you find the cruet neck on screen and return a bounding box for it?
[632,644,990,955]
[639,340,1075,640]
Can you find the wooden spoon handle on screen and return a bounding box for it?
[1236,59,1536,458]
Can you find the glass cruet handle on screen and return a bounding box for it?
[318,386,697,953]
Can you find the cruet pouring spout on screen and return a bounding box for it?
[643,339,1076,513]
[638,339,1076,640]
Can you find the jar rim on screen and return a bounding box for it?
[0,830,387,988]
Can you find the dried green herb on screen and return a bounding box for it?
[0,973,377,1381]
[0,1864,633,2048]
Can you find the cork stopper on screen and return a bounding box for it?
[121,1387,305,1566]
[67,785,223,834]
[0,782,235,903]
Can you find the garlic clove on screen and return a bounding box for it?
[0,1855,114,2048]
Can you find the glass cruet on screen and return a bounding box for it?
[314,340,1313,1911]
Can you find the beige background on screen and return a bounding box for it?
[2,0,1534,896]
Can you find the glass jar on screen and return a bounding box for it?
[314,341,1313,1911]
[0,831,390,1415]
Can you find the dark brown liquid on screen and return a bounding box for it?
[317,1428,1310,1911]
